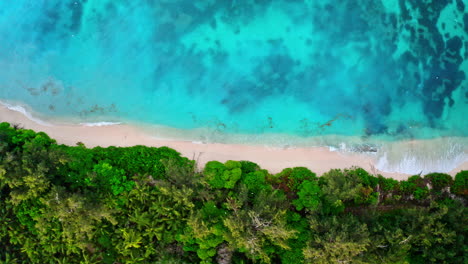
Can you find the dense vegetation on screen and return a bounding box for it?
[0,122,466,263]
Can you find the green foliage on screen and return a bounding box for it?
[304,214,370,264]
[91,145,192,180]
[0,127,63,204]
[347,167,378,188]
[37,186,116,252]
[378,175,399,192]
[399,180,417,195]
[89,162,134,196]
[124,182,195,244]
[178,212,225,263]
[406,204,464,263]
[360,213,412,263]
[177,201,229,263]
[203,160,242,189]
[14,200,42,233]
[424,173,453,192]
[222,189,297,263]
[239,160,260,174]
[320,168,379,213]
[413,187,429,200]
[275,167,317,191]
[56,143,95,189]
[408,175,425,186]
[12,129,54,147]
[0,123,466,263]
[277,212,310,263]
[203,161,225,187]
[0,122,15,143]
[240,169,271,196]
[451,170,467,197]
[355,186,379,205]
[292,180,320,211]
[398,175,433,201]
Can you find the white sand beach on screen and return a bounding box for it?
[1,104,466,180]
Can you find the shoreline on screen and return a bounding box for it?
[1,103,467,180]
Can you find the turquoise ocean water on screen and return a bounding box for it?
[0,0,467,173]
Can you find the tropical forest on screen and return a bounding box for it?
[0,122,466,264]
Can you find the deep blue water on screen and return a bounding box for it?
[0,0,467,142]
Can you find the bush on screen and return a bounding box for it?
[408,175,425,187]
[378,175,399,193]
[413,187,429,200]
[240,170,270,196]
[424,173,452,192]
[203,160,242,189]
[451,171,467,197]
[276,167,317,191]
[399,180,416,195]
[347,167,378,188]
[319,169,362,212]
[292,180,321,211]
[90,162,134,195]
[239,161,260,174]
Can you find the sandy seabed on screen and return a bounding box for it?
[0,104,466,180]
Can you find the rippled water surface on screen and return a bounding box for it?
[0,0,467,142]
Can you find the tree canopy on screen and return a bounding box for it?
[0,122,466,263]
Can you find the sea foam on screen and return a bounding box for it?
[375,153,467,175]
[375,139,467,175]
[0,101,52,126]
[79,122,122,127]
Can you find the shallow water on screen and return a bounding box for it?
[0,1,467,155]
